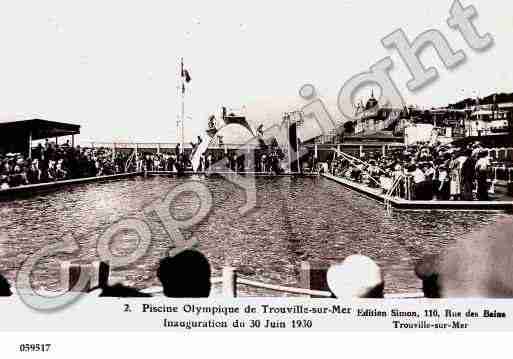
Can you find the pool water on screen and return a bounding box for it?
[0,175,509,296]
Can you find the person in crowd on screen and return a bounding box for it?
[0,142,134,189]
[475,150,491,201]
[353,162,363,182]
[56,159,68,179]
[421,162,434,200]
[326,140,504,202]
[410,164,426,200]
[460,149,475,201]
[471,142,483,158]
[367,160,381,188]
[0,175,9,190]
[260,154,267,173]
[327,254,384,298]
[157,250,211,298]
[448,153,461,200]
[435,164,450,200]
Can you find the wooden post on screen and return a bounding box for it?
[71,134,75,147]
[299,261,332,298]
[222,266,237,298]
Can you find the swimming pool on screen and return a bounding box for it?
[0,175,508,296]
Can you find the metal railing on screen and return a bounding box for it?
[384,174,406,213]
[58,261,424,299]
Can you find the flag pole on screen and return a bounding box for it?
[180,57,185,154]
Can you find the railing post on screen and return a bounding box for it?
[222,266,237,298]
[90,261,110,289]
[60,261,71,292]
[60,261,110,292]
[60,262,90,292]
[299,261,331,298]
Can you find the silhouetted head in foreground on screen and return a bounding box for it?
[327,254,384,298]
[0,274,12,297]
[415,254,442,298]
[436,217,513,298]
[157,250,211,298]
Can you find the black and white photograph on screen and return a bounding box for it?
[1,0,513,355]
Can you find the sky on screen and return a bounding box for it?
[0,0,511,144]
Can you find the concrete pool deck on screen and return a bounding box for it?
[322,173,513,212]
[145,170,318,177]
[0,172,143,199]
[0,171,319,199]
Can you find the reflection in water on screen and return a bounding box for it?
[0,176,509,296]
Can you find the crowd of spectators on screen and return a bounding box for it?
[139,149,285,174]
[138,141,286,174]
[0,139,129,190]
[329,141,503,201]
[0,138,291,190]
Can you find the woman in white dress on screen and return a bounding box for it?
[449,154,461,200]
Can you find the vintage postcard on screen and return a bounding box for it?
[1,0,513,355]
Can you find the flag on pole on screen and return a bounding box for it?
[180,58,192,94]
[183,69,191,83]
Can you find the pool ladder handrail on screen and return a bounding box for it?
[124,150,136,173]
[384,174,405,213]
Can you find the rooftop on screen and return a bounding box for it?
[0,119,80,141]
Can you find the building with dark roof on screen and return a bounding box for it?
[0,119,80,157]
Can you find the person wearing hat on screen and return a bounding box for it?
[471,142,482,158]
[409,163,427,200]
[327,255,384,298]
[0,175,9,190]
